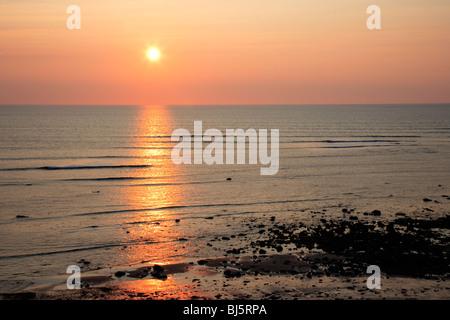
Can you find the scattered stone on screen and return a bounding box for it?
[226,178,232,181]
[224,269,241,278]
[114,271,126,278]
[423,198,432,202]
[16,215,29,219]
[151,272,167,280]
[153,265,164,273]
[371,210,381,216]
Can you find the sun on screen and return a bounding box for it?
[147,48,160,61]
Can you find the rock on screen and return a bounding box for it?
[222,236,230,241]
[224,269,241,278]
[276,245,283,252]
[349,216,358,220]
[227,248,240,254]
[395,212,406,217]
[178,238,188,241]
[259,249,267,254]
[226,178,232,181]
[197,260,208,265]
[153,264,164,273]
[342,208,348,213]
[175,219,180,223]
[423,198,432,202]
[150,265,167,280]
[16,215,29,219]
[115,271,126,278]
[371,210,381,216]
[151,272,167,280]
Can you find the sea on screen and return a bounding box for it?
[0,104,449,291]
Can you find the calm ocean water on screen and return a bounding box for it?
[0,104,449,289]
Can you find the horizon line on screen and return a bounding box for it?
[1,103,449,107]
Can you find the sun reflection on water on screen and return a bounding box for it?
[117,276,199,300]
[119,105,189,265]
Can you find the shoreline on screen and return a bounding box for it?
[1,206,449,300]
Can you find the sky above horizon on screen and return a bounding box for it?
[0,0,449,105]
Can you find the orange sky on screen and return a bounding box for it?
[0,0,449,105]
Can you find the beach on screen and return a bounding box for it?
[2,192,449,300]
[0,105,449,300]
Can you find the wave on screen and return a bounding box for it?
[126,180,225,187]
[291,139,400,143]
[0,244,123,260]
[287,135,421,138]
[0,164,152,171]
[0,238,173,260]
[0,155,152,161]
[71,197,336,218]
[323,140,396,143]
[61,176,153,181]
[318,144,397,149]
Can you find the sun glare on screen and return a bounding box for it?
[147,48,160,61]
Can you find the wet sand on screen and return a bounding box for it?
[1,198,449,300]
